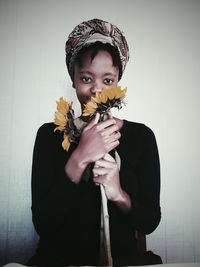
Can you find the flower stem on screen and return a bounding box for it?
[100,184,113,266]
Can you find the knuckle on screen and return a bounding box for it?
[117,131,121,138]
[114,125,119,131]
[95,124,101,131]
[105,145,110,152]
[110,161,115,168]
[82,126,87,133]
[114,162,118,168]
[115,140,120,146]
[99,130,104,136]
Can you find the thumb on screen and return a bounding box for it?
[85,113,100,130]
[103,153,115,162]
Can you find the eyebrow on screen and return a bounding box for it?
[79,71,93,75]
[79,71,117,77]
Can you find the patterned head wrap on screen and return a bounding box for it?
[65,18,129,81]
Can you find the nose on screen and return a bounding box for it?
[90,82,102,95]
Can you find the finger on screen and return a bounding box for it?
[92,168,98,177]
[95,118,116,130]
[95,158,115,167]
[106,140,120,152]
[93,167,108,176]
[92,163,102,177]
[104,131,120,141]
[104,132,120,147]
[85,113,100,130]
[93,176,105,185]
[94,163,99,168]
[109,131,121,141]
[103,153,115,162]
[101,124,119,136]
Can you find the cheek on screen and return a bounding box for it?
[75,85,91,104]
[75,84,90,96]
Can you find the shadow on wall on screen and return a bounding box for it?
[0,229,39,266]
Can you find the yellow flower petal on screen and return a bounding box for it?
[96,86,126,102]
[82,110,94,116]
[54,126,66,132]
[94,92,108,103]
[82,86,127,116]
[106,87,115,100]
[114,87,127,99]
[87,100,98,109]
[56,97,70,115]
[101,92,108,103]
[54,111,67,126]
[82,100,98,116]
[62,134,70,151]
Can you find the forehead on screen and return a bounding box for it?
[75,50,119,74]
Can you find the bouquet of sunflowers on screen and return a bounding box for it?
[54,86,126,151]
[54,86,126,266]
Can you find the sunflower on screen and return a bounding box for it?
[82,86,127,117]
[54,97,70,131]
[53,86,127,151]
[54,97,79,151]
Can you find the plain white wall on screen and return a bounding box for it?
[0,0,200,265]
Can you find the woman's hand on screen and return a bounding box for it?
[93,153,132,212]
[65,114,120,184]
[76,113,121,165]
[92,153,121,200]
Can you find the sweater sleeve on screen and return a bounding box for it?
[31,123,78,238]
[31,123,102,243]
[120,124,161,234]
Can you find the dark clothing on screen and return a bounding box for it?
[29,120,161,266]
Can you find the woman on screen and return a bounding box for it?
[28,18,161,266]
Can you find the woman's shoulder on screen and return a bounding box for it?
[37,122,56,132]
[118,120,159,156]
[122,119,155,138]
[35,122,63,143]
[34,122,66,154]
[36,122,62,136]
[120,119,158,149]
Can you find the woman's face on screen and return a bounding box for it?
[73,50,119,107]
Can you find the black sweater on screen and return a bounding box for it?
[30,120,161,266]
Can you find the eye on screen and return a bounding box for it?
[104,78,114,85]
[81,77,92,83]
